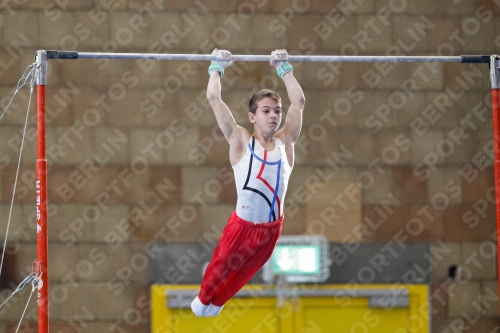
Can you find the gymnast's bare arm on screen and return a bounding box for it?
[206,52,250,166]
[273,51,306,168]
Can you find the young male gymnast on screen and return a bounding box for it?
[191,48,305,317]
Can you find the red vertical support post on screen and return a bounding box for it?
[35,50,49,333]
[490,55,500,310]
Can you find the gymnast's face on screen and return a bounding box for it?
[250,97,282,133]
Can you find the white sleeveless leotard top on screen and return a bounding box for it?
[233,137,292,223]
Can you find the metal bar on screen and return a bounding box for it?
[166,288,409,298]
[35,50,49,333]
[77,52,463,63]
[43,50,494,63]
[166,288,410,309]
[368,297,409,308]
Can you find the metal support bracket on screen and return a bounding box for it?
[35,50,47,86]
[491,55,500,89]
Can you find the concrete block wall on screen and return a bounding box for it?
[0,1,499,332]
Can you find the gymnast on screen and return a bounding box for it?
[191,48,305,316]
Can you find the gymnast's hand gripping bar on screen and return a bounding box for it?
[41,50,492,63]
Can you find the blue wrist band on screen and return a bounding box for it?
[276,62,293,78]
[208,63,224,77]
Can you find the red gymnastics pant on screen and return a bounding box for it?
[198,211,283,307]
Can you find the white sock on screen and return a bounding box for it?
[204,304,223,317]
[191,297,209,317]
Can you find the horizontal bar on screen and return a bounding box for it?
[43,50,494,63]
[46,50,78,60]
[369,297,409,308]
[166,288,409,299]
[78,52,463,63]
[166,288,409,309]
